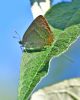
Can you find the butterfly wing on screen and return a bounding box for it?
[22,15,54,50]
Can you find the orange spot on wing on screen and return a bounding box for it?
[47,34,54,45]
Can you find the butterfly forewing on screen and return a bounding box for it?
[22,15,54,50]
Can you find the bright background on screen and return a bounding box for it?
[0,0,80,100]
[0,0,32,100]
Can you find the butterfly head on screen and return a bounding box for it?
[19,40,25,48]
[19,40,23,44]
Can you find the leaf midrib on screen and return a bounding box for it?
[22,49,52,100]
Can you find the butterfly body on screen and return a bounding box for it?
[19,15,54,51]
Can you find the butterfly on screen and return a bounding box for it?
[19,15,54,52]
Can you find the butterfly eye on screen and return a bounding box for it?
[19,41,22,44]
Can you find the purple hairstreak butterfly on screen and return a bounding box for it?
[19,15,54,52]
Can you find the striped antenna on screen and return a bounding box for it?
[13,31,21,41]
[13,31,24,52]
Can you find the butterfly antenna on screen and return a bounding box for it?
[13,31,24,52]
[14,31,21,41]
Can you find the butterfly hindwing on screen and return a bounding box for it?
[21,15,54,50]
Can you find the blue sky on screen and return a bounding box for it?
[0,0,33,100]
[0,0,80,100]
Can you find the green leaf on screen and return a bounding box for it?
[45,0,80,30]
[18,0,80,100]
